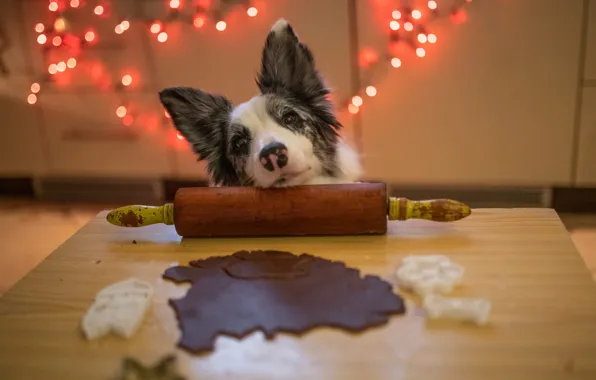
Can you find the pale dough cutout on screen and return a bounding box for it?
[82,278,154,340]
[423,294,491,326]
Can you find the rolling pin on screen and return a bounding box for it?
[105,182,471,237]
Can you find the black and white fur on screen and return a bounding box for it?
[159,19,361,188]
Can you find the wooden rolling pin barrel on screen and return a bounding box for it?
[106,183,471,237]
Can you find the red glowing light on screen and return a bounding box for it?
[411,10,422,20]
[150,22,162,34]
[169,0,180,9]
[121,74,133,86]
[418,34,427,43]
[391,57,402,68]
[351,96,363,107]
[348,104,359,114]
[390,21,400,30]
[121,21,130,30]
[67,58,77,68]
[31,83,41,94]
[247,7,258,17]
[427,33,437,43]
[35,23,45,33]
[176,132,185,140]
[366,86,377,97]
[451,9,468,24]
[122,115,134,126]
[193,16,205,28]
[94,5,104,15]
[48,64,58,74]
[416,47,426,57]
[28,94,38,105]
[216,21,227,31]
[37,34,47,45]
[392,10,401,19]
[359,48,378,67]
[52,36,62,46]
[428,1,437,10]
[70,0,80,7]
[157,32,168,42]
[116,106,127,118]
[49,2,58,12]
[404,22,414,31]
[57,61,67,72]
[85,31,96,42]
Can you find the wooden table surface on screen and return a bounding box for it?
[1,208,596,380]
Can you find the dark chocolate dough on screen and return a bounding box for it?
[163,250,406,354]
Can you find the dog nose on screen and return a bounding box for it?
[259,142,288,171]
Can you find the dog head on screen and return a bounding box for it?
[159,19,358,187]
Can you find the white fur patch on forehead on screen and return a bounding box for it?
[230,96,270,130]
[271,18,289,34]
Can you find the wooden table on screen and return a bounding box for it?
[1,208,596,379]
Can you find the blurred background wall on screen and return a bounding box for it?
[0,0,594,209]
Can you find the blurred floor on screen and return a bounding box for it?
[0,198,595,295]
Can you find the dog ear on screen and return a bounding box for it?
[159,87,232,161]
[256,19,338,126]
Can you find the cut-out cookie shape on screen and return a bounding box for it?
[163,250,406,354]
[82,278,153,340]
[423,294,491,326]
[395,255,464,297]
[114,355,186,380]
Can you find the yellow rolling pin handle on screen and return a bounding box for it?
[106,204,175,227]
[388,197,471,222]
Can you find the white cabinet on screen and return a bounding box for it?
[576,88,596,185]
[355,0,583,186]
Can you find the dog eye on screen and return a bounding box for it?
[282,112,299,125]
[230,135,250,153]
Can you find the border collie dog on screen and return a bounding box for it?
[159,18,362,188]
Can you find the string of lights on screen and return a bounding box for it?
[28,0,258,134]
[343,0,474,114]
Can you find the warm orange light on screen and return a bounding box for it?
[31,83,41,94]
[70,0,80,7]
[67,58,77,68]
[193,15,205,28]
[49,1,58,12]
[216,21,227,31]
[121,21,130,30]
[247,7,258,17]
[116,106,127,118]
[28,94,38,105]
[416,47,426,57]
[35,23,45,33]
[365,86,377,97]
[121,74,133,86]
[412,10,422,19]
[37,34,47,44]
[52,36,62,46]
[48,64,58,74]
[428,1,437,10]
[94,5,104,15]
[390,21,400,30]
[391,57,402,68]
[150,22,162,34]
[418,34,427,43]
[404,22,414,31]
[348,104,359,114]
[54,18,66,32]
[115,25,123,34]
[427,33,437,43]
[57,61,67,72]
[176,132,185,140]
[84,31,96,42]
[392,10,401,19]
[351,96,363,107]
[169,0,180,9]
[451,9,468,24]
[157,32,168,42]
[122,115,134,126]
[165,110,171,119]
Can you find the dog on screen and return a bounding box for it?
[159,18,362,188]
